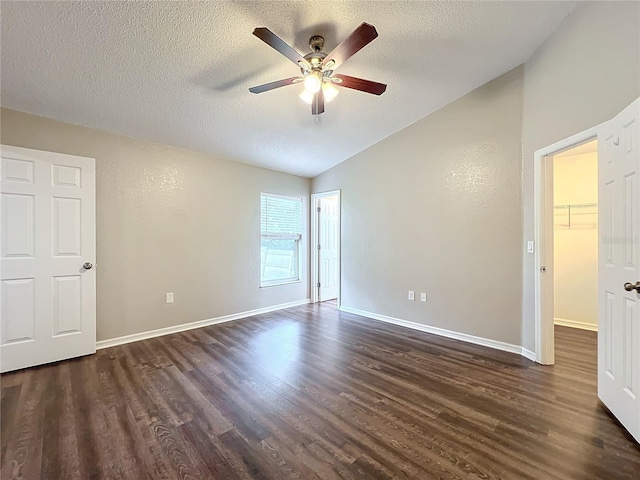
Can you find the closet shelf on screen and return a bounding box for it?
[554,203,597,228]
[554,203,597,210]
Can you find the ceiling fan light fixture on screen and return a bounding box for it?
[299,89,314,105]
[249,24,386,115]
[303,71,322,93]
[322,82,339,102]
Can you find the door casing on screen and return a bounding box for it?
[534,128,600,365]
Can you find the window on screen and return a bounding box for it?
[260,193,303,287]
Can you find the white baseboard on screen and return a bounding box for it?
[521,348,537,362]
[554,317,598,332]
[339,305,534,359]
[96,299,310,350]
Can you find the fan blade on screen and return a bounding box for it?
[333,74,386,95]
[312,88,325,115]
[253,28,310,69]
[249,77,302,94]
[323,23,378,70]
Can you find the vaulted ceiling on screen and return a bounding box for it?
[1,1,579,177]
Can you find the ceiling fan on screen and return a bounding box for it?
[249,23,387,115]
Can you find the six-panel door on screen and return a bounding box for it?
[598,99,640,443]
[319,195,339,301]
[1,145,96,373]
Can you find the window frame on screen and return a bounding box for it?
[260,193,303,288]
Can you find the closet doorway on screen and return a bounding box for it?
[553,140,599,334]
[551,140,599,375]
[534,98,640,443]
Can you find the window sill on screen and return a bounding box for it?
[260,279,302,288]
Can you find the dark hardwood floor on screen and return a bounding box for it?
[2,302,639,479]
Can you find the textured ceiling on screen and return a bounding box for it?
[1,1,579,177]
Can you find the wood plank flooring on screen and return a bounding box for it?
[2,302,639,479]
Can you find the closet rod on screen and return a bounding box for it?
[554,203,597,209]
[554,203,597,227]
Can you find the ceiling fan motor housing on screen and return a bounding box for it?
[309,35,325,52]
[302,36,327,73]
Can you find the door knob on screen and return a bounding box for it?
[83,262,93,270]
[624,281,640,293]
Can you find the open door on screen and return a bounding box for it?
[1,145,96,372]
[318,195,339,301]
[311,191,340,304]
[598,98,640,443]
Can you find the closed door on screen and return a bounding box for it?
[318,195,339,301]
[598,98,640,443]
[1,145,96,373]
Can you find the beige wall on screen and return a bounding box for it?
[553,151,598,328]
[313,67,524,346]
[311,1,639,352]
[2,1,636,353]
[521,1,640,350]
[0,108,311,341]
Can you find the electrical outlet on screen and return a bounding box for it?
[420,293,427,302]
[408,290,415,301]
[166,292,174,304]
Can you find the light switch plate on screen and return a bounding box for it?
[527,241,535,253]
[408,290,415,301]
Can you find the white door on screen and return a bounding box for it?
[318,195,339,301]
[1,145,96,373]
[598,98,640,443]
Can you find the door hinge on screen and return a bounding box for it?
[317,244,321,250]
[317,282,321,288]
[317,206,321,213]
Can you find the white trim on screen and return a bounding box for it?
[339,305,530,357]
[310,194,319,304]
[310,190,341,307]
[96,299,310,350]
[260,279,302,288]
[522,348,537,362]
[533,124,603,365]
[0,144,94,163]
[260,192,304,202]
[554,317,598,332]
